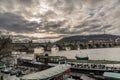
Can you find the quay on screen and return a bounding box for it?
[17,55,120,76]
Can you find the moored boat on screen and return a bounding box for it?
[75,47,89,60]
[75,56,89,60]
[75,50,89,60]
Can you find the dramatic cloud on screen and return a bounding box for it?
[0,0,120,41]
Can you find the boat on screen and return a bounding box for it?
[75,49,89,60]
[75,56,89,60]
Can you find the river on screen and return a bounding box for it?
[50,47,120,61]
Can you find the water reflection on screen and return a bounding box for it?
[50,48,120,61]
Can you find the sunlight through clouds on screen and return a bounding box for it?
[0,0,120,41]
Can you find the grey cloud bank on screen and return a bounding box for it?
[0,0,120,41]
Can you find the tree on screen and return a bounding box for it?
[0,37,13,65]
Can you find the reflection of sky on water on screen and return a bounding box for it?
[51,48,120,61]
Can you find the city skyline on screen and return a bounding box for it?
[0,0,120,41]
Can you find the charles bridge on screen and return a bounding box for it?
[0,35,120,53]
[12,38,120,52]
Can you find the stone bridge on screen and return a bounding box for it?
[12,39,120,51]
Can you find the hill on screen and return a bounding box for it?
[57,34,120,43]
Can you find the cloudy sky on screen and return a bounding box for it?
[0,0,120,41]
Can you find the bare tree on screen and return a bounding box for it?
[0,37,13,65]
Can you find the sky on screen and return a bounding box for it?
[0,0,120,42]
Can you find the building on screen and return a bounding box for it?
[20,64,71,80]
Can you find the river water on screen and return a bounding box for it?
[50,48,120,61]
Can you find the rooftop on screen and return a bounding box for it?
[20,64,71,80]
[103,72,120,79]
